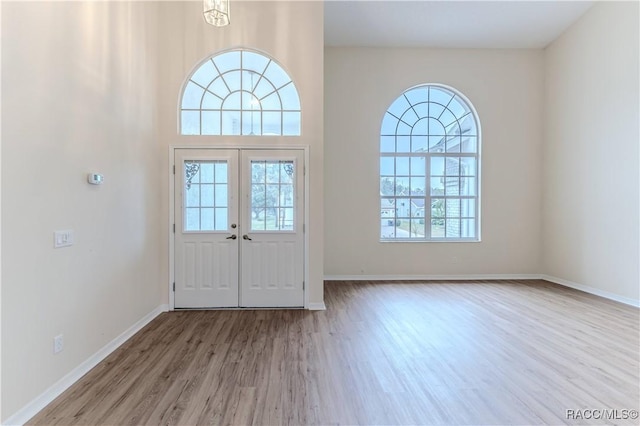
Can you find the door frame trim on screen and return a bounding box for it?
[168,144,310,310]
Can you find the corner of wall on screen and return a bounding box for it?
[540,1,640,303]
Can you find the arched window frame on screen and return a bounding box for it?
[380,83,481,242]
[179,48,301,136]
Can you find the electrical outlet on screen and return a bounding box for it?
[54,334,64,354]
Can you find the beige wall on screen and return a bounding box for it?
[155,1,324,306]
[1,0,324,419]
[324,48,544,277]
[1,1,163,420]
[543,1,639,301]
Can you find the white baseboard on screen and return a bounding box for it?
[3,304,169,426]
[307,302,327,310]
[324,274,542,281]
[541,275,640,308]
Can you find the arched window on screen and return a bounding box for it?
[380,84,480,241]
[180,49,301,136]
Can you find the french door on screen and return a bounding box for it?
[174,148,304,308]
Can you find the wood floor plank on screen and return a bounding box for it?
[27,280,639,425]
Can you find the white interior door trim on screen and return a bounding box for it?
[168,144,310,310]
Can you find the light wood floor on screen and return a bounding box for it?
[30,280,639,425]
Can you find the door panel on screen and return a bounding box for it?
[240,150,304,307]
[175,149,239,308]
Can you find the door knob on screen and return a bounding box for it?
[231,224,237,229]
[243,234,252,241]
[226,234,237,240]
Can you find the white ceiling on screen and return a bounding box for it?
[324,1,595,48]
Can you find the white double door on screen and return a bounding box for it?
[174,148,304,308]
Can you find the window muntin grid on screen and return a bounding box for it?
[380,85,480,241]
[250,160,296,231]
[184,160,229,232]
[180,49,301,136]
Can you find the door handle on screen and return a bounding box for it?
[226,234,237,240]
[242,234,252,241]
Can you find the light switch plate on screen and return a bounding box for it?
[54,230,74,248]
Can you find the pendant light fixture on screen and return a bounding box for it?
[203,0,230,27]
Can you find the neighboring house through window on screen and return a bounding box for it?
[380,84,480,241]
[180,48,301,136]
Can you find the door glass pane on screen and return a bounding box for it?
[186,185,200,207]
[200,163,214,183]
[215,208,228,230]
[186,208,200,230]
[250,160,295,231]
[215,162,228,183]
[183,160,229,231]
[214,184,228,207]
[201,185,214,207]
[201,208,214,229]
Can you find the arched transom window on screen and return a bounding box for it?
[380,84,480,241]
[180,49,301,136]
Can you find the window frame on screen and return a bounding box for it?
[379,83,481,243]
[178,48,301,136]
